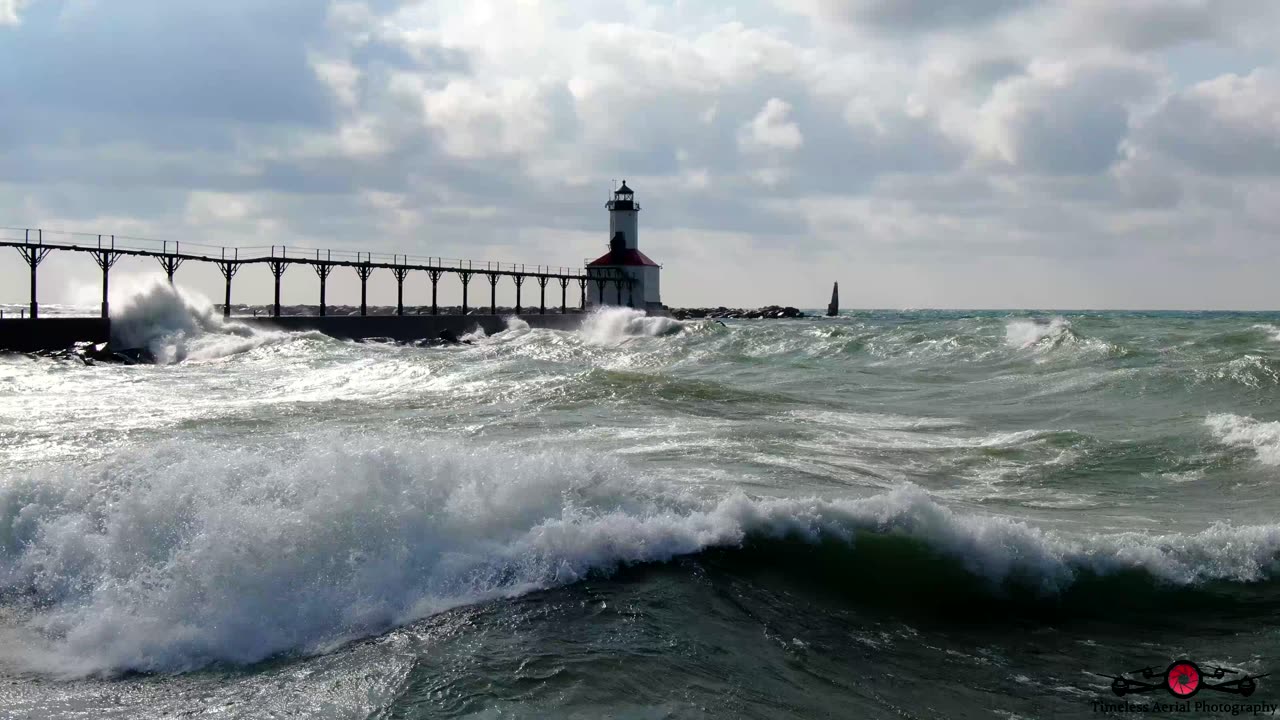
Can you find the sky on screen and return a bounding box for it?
[2,0,1278,310]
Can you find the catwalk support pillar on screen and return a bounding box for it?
[17,231,53,319]
[459,271,473,314]
[355,262,374,316]
[90,242,122,319]
[487,273,499,315]
[392,265,409,316]
[537,276,549,314]
[579,277,588,309]
[157,255,184,285]
[559,277,569,313]
[268,259,288,318]
[314,263,333,316]
[428,269,443,315]
[217,261,240,318]
[513,275,525,315]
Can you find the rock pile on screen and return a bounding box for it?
[669,306,805,320]
[29,341,156,365]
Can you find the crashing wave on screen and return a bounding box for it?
[107,276,328,364]
[1004,317,1119,359]
[3,435,1280,676]
[578,307,687,345]
[1206,413,1280,465]
[1252,324,1280,343]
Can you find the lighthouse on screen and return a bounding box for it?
[586,181,663,312]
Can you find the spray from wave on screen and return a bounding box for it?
[1004,317,1076,350]
[107,276,328,364]
[578,307,687,346]
[4,433,1280,677]
[1004,316,1119,359]
[458,325,488,343]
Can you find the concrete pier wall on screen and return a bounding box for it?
[0,318,111,352]
[1,314,587,352]
[239,314,585,341]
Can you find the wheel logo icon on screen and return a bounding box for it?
[1166,660,1201,698]
[1095,658,1264,698]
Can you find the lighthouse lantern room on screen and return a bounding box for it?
[586,180,663,312]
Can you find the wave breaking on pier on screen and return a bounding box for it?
[108,277,324,364]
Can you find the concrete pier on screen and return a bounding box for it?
[0,318,111,352]
[0,314,585,353]
[239,313,583,341]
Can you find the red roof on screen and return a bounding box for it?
[586,248,659,267]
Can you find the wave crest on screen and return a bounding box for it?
[5,435,1280,676]
[1206,413,1280,464]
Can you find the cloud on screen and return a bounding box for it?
[739,98,804,152]
[777,0,1035,31]
[1,0,1278,309]
[974,57,1164,174]
[1135,68,1280,176]
[1042,0,1280,53]
[0,0,29,26]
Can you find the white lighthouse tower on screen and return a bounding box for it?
[586,181,663,312]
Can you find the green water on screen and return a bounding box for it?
[3,291,1280,717]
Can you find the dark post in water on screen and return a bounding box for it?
[827,282,839,317]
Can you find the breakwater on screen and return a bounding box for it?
[241,313,583,341]
[0,318,111,352]
[669,305,805,320]
[0,314,584,354]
